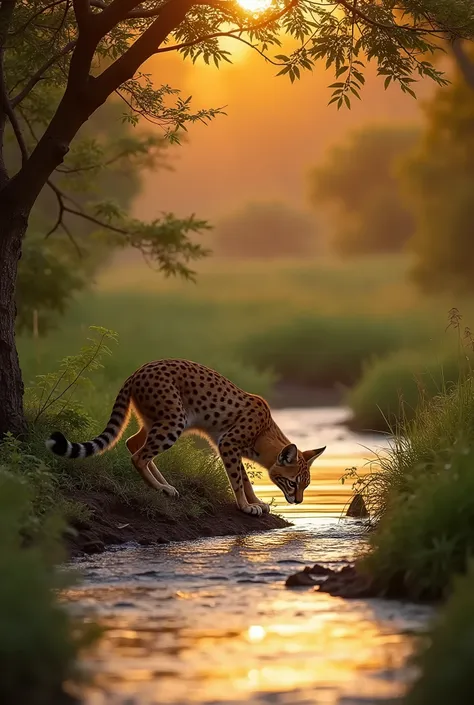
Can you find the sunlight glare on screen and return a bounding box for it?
[247,625,266,642]
[237,0,273,14]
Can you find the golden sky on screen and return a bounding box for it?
[133,44,433,222]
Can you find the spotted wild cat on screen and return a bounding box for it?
[45,359,326,515]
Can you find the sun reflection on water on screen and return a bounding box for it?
[68,409,420,705]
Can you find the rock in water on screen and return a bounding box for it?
[285,569,317,588]
[346,493,368,518]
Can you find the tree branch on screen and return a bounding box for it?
[89,0,234,19]
[73,0,91,29]
[10,0,68,35]
[154,2,297,57]
[45,179,83,255]
[451,38,474,91]
[5,100,28,166]
[92,0,196,102]
[0,0,16,181]
[334,0,467,36]
[11,40,77,107]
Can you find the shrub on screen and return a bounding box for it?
[359,378,474,599]
[405,561,474,705]
[213,201,318,258]
[0,473,96,705]
[241,315,429,389]
[348,349,463,432]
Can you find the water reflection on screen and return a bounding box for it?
[68,409,422,705]
[69,521,430,705]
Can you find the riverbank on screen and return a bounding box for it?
[65,487,289,558]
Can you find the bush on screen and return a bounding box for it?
[309,125,418,255]
[348,349,463,432]
[212,201,318,259]
[0,472,96,705]
[405,561,474,705]
[359,378,474,599]
[241,315,429,389]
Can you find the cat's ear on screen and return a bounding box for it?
[277,443,298,466]
[302,447,326,465]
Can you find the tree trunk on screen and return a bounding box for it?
[0,205,28,437]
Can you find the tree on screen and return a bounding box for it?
[15,97,170,334]
[402,47,474,293]
[213,201,318,258]
[1,1,474,437]
[309,125,419,256]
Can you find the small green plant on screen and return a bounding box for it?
[0,433,58,533]
[26,325,118,424]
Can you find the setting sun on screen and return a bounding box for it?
[237,0,274,13]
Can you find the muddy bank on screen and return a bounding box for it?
[65,488,290,558]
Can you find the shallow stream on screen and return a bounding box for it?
[66,408,432,705]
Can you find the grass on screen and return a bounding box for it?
[0,468,97,705]
[18,254,460,409]
[354,375,474,599]
[347,348,464,432]
[9,323,237,538]
[25,413,233,526]
[241,314,432,389]
[405,561,474,705]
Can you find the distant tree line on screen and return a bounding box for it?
[308,42,474,294]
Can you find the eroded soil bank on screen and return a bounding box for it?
[65,488,290,558]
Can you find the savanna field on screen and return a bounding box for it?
[18,253,474,430]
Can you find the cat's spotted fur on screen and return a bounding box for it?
[46,359,326,515]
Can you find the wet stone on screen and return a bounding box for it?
[346,494,369,518]
[285,569,317,588]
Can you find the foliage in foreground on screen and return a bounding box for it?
[0,473,95,705]
[355,376,474,599]
[405,562,474,705]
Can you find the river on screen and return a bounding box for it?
[65,407,432,705]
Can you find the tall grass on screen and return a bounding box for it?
[355,373,474,599]
[348,348,463,432]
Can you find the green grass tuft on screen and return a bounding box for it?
[359,377,474,599]
[406,561,474,705]
[347,348,464,432]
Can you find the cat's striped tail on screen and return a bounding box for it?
[45,380,132,459]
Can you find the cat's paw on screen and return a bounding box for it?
[162,485,179,499]
[240,503,264,517]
